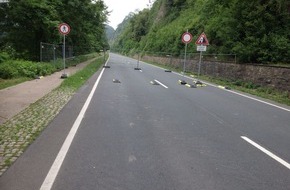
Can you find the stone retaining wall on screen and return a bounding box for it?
[137,55,290,94]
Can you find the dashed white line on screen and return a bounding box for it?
[40,57,109,190]
[241,136,290,170]
[154,79,168,89]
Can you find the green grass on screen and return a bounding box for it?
[59,55,105,90]
[0,77,31,90]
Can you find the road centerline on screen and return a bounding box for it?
[241,136,290,170]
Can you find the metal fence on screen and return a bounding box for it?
[135,51,236,75]
[40,42,73,63]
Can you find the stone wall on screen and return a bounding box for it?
[136,55,290,94]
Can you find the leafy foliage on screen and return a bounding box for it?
[0,60,55,79]
[1,0,108,61]
[112,0,290,64]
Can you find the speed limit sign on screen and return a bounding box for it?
[58,23,70,35]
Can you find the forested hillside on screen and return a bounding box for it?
[0,0,109,61]
[112,0,290,64]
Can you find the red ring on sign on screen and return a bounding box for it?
[58,23,70,35]
[182,32,192,44]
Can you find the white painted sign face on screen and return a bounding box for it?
[182,32,192,44]
[197,45,207,51]
[58,23,70,35]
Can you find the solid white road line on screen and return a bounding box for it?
[241,136,290,170]
[154,79,168,89]
[228,91,290,112]
[159,65,290,112]
[40,57,109,190]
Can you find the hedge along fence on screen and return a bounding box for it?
[0,53,100,80]
[0,60,55,79]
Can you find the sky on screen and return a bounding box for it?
[103,0,152,29]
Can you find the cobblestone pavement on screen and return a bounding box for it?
[0,88,74,176]
[0,58,96,176]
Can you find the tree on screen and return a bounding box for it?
[2,0,109,60]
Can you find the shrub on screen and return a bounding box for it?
[0,63,19,79]
[0,52,10,63]
[0,60,56,79]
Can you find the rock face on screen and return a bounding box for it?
[138,55,290,95]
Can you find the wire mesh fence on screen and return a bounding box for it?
[40,42,73,63]
[40,42,102,63]
[133,51,236,77]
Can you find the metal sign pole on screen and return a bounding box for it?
[183,43,187,77]
[58,23,70,78]
[198,49,202,78]
[63,34,66,75]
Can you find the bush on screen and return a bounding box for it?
[0,52,10,63]
[0,63,19,79]
[0,60,56,79]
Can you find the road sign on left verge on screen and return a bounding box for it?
[58,23,70,35]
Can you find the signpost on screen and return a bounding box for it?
[181,30,192,76]
[195,32,209,78]
[58,23,71,78]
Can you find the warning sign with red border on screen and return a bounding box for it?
[195,32,209,45]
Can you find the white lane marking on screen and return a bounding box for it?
[227,90,290,112]
[154,79,168,89]
[160,66,290,112]
[241,136,290,170]
[129,155,137,163]
[40,57,109,190]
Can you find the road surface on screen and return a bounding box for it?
[1,53,290,190]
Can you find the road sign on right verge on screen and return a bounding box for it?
[197,45,207,52]
[195,32,209,46]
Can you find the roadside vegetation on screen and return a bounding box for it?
[112,0,290,65]
[0,53,100,90]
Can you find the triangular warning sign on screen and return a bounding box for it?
[195,32,209,45]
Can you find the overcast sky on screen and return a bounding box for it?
[103,0,151,29]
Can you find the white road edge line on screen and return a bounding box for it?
[154,79,168,89]
[142,61,290,112]
[241,136,290,170]
[227,90,290,112]
[40,57,109,190]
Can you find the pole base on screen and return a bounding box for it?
[61,73,68,79]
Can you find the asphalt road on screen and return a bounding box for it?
[1,53,290,190]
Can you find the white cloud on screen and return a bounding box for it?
[103,0,151,29]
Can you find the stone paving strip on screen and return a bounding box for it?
[0,87,74,176]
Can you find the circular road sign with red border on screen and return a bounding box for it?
[182,32,193,44]
[58,23,70,35]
